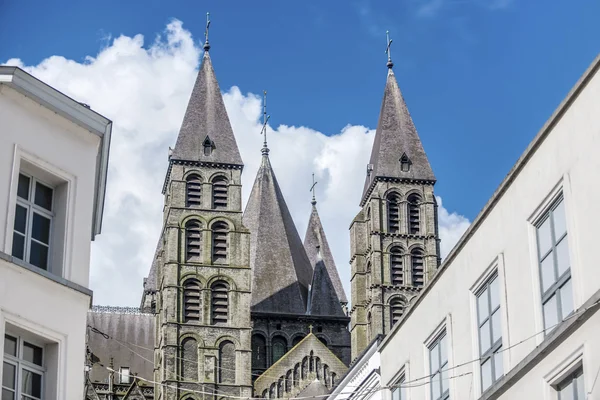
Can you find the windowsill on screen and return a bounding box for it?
[479,288,600,400]
[0,250,93,299]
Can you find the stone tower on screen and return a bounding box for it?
[349,62,440,360]
[153,45,253,399]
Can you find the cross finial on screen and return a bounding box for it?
[204,12,211,51]
[260,90,271,155]
[309,324,313,333]
[310,173,318,205]
[385,30,394,69]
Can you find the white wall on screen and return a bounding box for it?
[0,85,100,287]
[378,58,600,399]
[331,342,382,400]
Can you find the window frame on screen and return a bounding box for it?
[555,367,584,400]
[535,195,573,332]
[391,373,408,400]
[12,172,55,271]
[475,273,503,392]
[3,333,46,400]
[428,331,449,400]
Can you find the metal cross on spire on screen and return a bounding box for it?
[385,30,394,69]
[260,90,271,155]
[204,12,211,51]
[310,173,318,205]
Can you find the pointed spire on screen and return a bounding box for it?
[170,14,243,166]
[303,202,348,306]
[243,156,314,314]
[361,43,435,205]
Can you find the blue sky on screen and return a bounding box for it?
[2,0,599,305]
[2,0,598,219]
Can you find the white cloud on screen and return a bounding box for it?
[5,20,470,306]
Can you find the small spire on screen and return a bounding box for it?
[260,90,271,156]
[310,173,318,205]
[203,12,211,51]
[385,30,394,69]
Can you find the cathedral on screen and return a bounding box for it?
[85,25,440,400]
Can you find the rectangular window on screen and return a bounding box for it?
[536,196,573,332]
[556,367,584,399]
[119,367,131,384]
[2,334,45,400]
[12,173,54,271]
[476,274,503,392]
[391,375,408,400]
[429,332,449,400]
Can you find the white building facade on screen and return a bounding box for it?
[0,67,111,400]
[378,54,600,400]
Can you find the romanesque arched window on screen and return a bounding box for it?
[318,337,327,346]
[367,312,372,340]
[181,337,198,380]
[252,334,267,370]
[390,246,404,286]
[390,297,406,327]
[285,370,293,392]
[292,335,305,347]
[211,281,229,325]
[407,193,421,234]
[186,174,202,207]
[183,278,201,322]
[212,176,228,210]
[411,248,425,287]
[301,357,308,380]
[218,340,235,384]
[387,192,401,233]
[293,363,300,387]
[315,357,322,380]
[185,220,202,262]
[323,365,330,388]
[212,221,229,264]
[272,336,287,364]
[269,383,276,399]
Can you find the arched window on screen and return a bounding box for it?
[183,279,201,322]
[252,334,267,370]
[318,337,327,346]
[315,358,322,380]
[218,340,235,384]
[407,194,421,234]
[278,377,284,398]
[181,337,198,380]
[390,246,404,286]
[212,176,228,210]
[211,281,229,325]
[331,372,337,386]
[411,248,425,287]
[293,363,300,387]
[271,336,287,364]
[262,389,268,399]
[301,357,308,380]
[323,365,330,388]
[387,192,401,233]
[285,370,292,392]
[212,222,229,264]
[390,297,406,327]
[269,383,276,399]
[366,207,372,233]
[367,312,372,340]
[185,220,202,262]
[186,174,202,207]
[292,335,305,346]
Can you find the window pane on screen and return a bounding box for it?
[441,366,449,393]
[537,217,552,257]
[391,387,399,400]
[21,370,42,397]
[11,233,25,260]
[431,372,441,400]
[2,388,15,400]
[493,350,503,380]
[480,320,491,354]
[477,288,489,322]
[481,358,492,392]
[17,174,30,200]
[440,335,448,364]
[489,277,500,310]
[4,336,17,356]
[553,200,567,239]
[13,205,27,234]
[2,362,15,388]
[556,238,570,278]
[491,310,502,344]
[34,182,53,211]
[540,254,556,293]
[558,379,575,400]
[31,214,50,244]
[29,242,49,270]
[430,344,439,373]
[543,294,559,330]
[400,386,408,400]
[23,342,43,366]
[576,372,585,400]
[560,279,574,318]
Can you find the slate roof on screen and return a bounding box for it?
[304,204,348,305]
[170,51,243,166]
[87,308,155,384]
[361,68,435,204]
[307,257,345,317]
[243,153,314,314]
